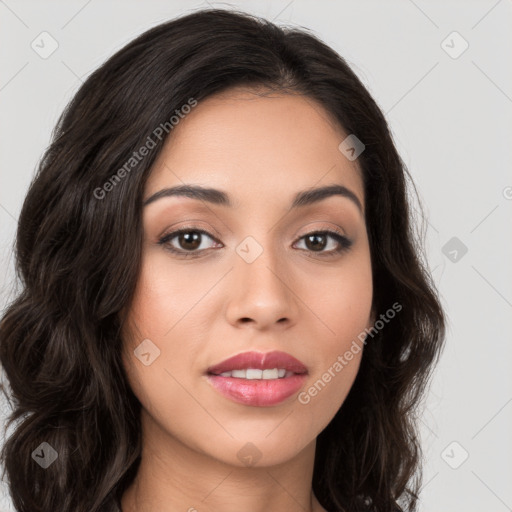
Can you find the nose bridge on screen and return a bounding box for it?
[235,232,287,295]
[225,231,298,327]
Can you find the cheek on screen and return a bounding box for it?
[301,245,373,344]
[294,248,372,423]
[127,252,213,338]
[120,252,219,417]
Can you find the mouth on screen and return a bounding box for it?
[209,368,297,379]
[205,350,308,407]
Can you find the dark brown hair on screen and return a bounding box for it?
[0,8,445,512]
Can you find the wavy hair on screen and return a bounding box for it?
[0,8,445,512]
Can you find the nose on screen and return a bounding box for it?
[224,239,300,330]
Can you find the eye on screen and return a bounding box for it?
[158,227,221,258]
[158,226,352,259]
[293,230,352,256]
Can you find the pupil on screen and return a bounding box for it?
[306,234,326,251]
[180,232,201,250]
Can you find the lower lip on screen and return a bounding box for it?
[206,374,307,406]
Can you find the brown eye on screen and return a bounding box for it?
[158,228,221,257]
[176,231,202,251]
[158,227,352,259]
[294,230,352,256]
[304,233,328,251]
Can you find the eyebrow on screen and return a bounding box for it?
[143,183,363,213]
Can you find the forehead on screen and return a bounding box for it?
[145,88,364,212]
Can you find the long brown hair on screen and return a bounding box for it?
[0,8,445,512]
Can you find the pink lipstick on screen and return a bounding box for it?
[206,350,308,407]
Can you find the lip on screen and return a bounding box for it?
[206,350,308,407]
[207,350,308,375]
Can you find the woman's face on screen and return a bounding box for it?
[122,88,375,467]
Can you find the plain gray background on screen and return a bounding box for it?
[1,1,511,511]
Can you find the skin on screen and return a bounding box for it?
[121,87,375,512]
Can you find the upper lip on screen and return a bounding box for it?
[207,350,308,375]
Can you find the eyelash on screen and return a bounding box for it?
[157,225,353,259]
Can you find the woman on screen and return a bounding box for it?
[0,8,445,512]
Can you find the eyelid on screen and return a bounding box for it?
[158,219,222,241]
